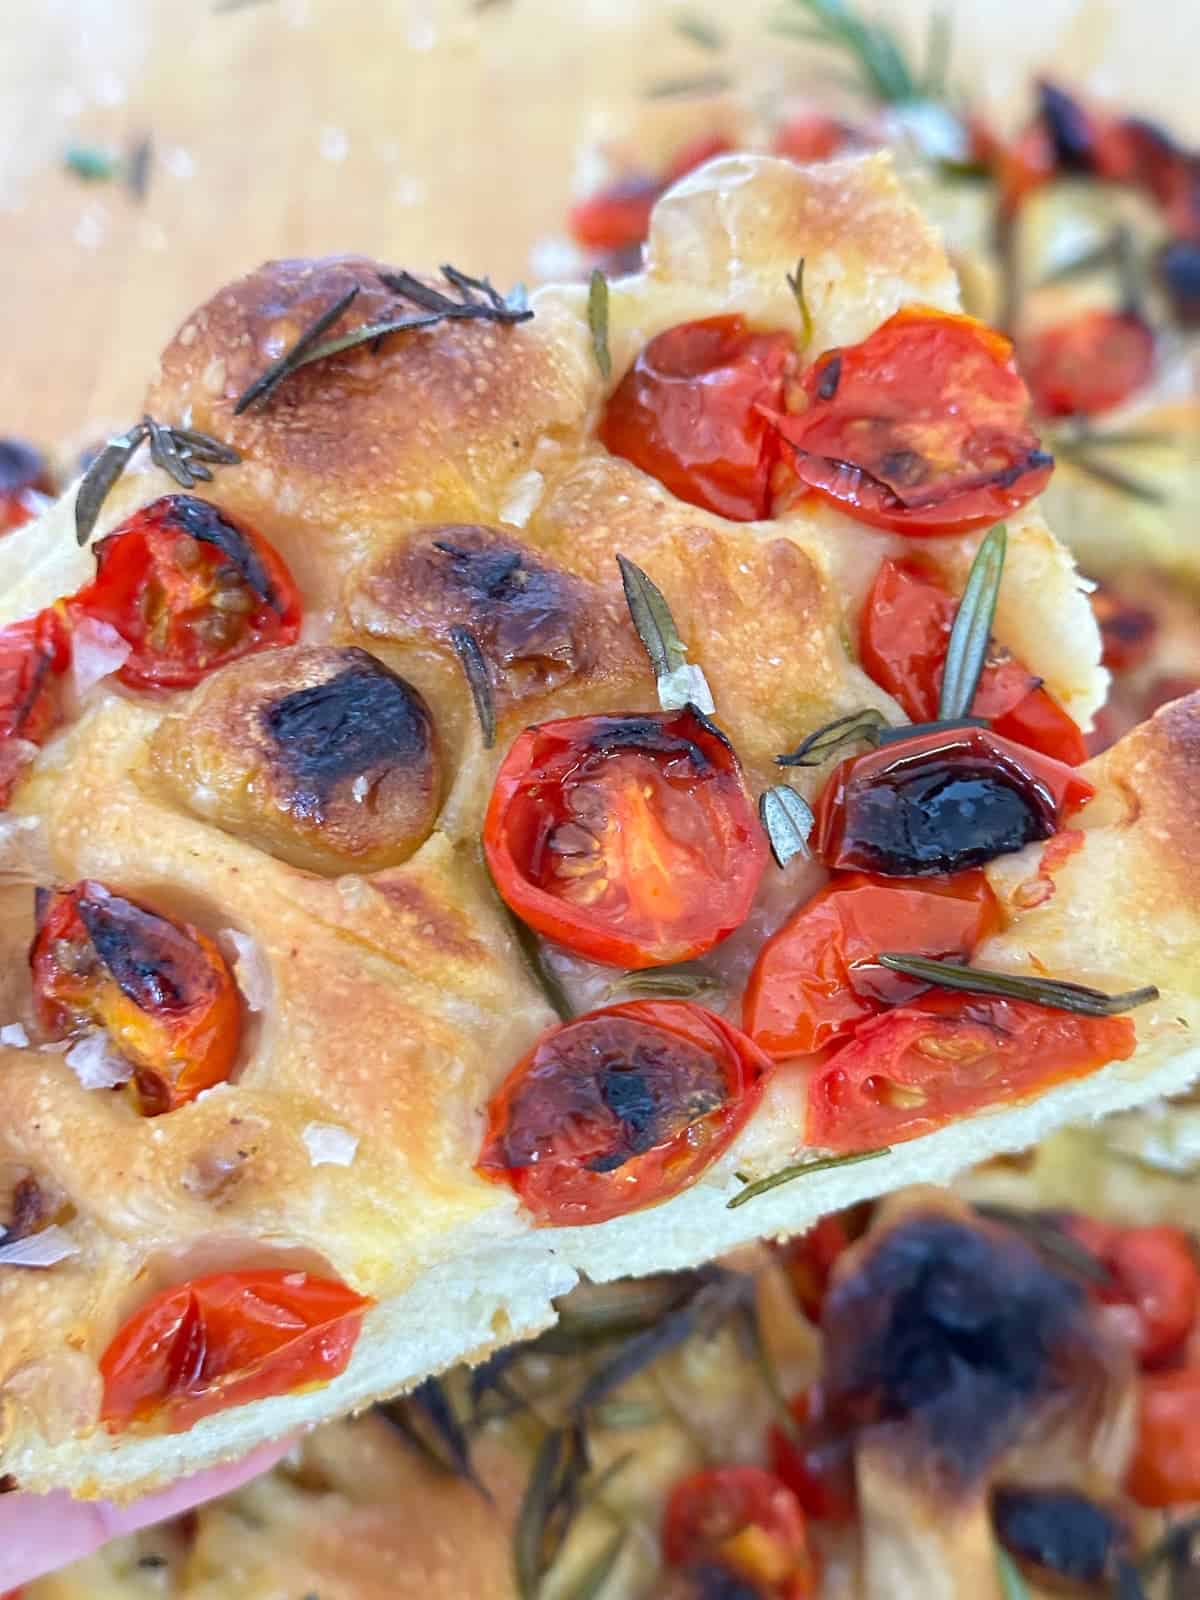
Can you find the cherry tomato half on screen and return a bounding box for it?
[600,317,796,521]
[1127,1367,1200,1507]
[1022,310,1156,420]
[31,882,242,1115]
[779,1215,857,1322]
[765,308,1053,536]
[811,726,1094,878]
[806,991,1136,1152]
[69,494,301,691]
[662,1466,816,1599]
[743,871,998,1059]
[772,112,847,164]
[1065,1218,1200,1369]
[99,1269,370,1433]
[567,136,733,256]
[0,439,53,535]
[767,1387,857,1524]
[476,1000,771,1226]
[484,708,767,969]
[0,607,71,808]
[860,556,1087,765]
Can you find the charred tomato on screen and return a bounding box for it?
[600,317,795,521]
[810,726,1094,877]
[484,708,766,969]
[743,870,998,1059]
[1022,309,1156,419]
[0,439,53,534]
[766,308,1053,535]
[99,1269,370,1433]
[476,1000,771,1226]
[31,882,242,1115]
[0,607,71,808]
[806,991,1136,1152]
[662,1465,816,1599]
[860,555,1087,764]
[69,494,301,691]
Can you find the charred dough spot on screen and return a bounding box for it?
[992,1487,1127,1586]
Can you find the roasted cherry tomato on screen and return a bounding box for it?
[1089,583,1158,676]
[806,991,1136,1152]
[766,308,1053,536]
[69,494,301,691]
[996,122,1056,215]
[99,1269,370,1433]
[484,708,766,969]
[1022,310,1156,419]
[476,1000,771,1226]
[743,871,997,1058]
[767,1388,857,1524]
[779,1215,856,1322]
[1127,1367,1200,1507]
[31,882,242,1115]
[860,556,1087,765]
[772,112,847,163]
[0,607,71,808]
[662,1466,816,1599]
[663,133,736,182]
[600,317,795,521]
[1064,1218,1200,1369]
[568,176,661,254]
[811,726,1093,878]
[0,439,53,535]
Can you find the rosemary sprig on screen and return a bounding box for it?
[787,259,814,349]
[616,555,714,713]
[74,418,240,545]
[874,716,987,744]
[776,706,888,767]
[995,1544,1032,1600]
[125,133,154,204]
[921,7,952,98]
[975,1204,1114,1286]
[773,0,923,105]
[587,269,612,381]
[64,143,121,182]
[233,285,360,413]
[448,625,496,748]
[1053,441,1168,505]
[938,523,1006,722]
[759,785,815,868]
[607,963,720,1002]
[876,954,1159,1016]
[565,1528,629,1600]
[673,12,726,49]
[514,1424,591,1600]
[728,1146,891,1209]
[376,1377,488,1498]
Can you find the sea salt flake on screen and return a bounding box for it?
[302,1123,359,1167]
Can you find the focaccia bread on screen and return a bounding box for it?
[0,152,1198,1501]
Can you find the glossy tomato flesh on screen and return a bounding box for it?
[476,1000,771,1225]
[99,1269,369,1433]
[600,317,796,521]
[0,607,71,808]
[663,1465,816,1599]
[484,708,767,969]
[766,307,1053,535]
[69,494,301,691]
[743,870,998,1058]
[1022,309,1156,419]
[31,882,242,1115]
[860,555,1087,764]
[1127,1367,1200,1507]
[806,991,1136,1152]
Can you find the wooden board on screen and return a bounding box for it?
[1,0,1196,448]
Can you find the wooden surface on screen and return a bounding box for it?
[1,0,1196,450]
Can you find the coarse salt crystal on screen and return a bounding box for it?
[302,1122,359,1167]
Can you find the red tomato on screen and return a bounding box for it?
[476,1000,771,1226]
[663,133,736,183]
[768,1388,857,1524]
[806,992,1136,1152]
[0,439,53,535]
[997,122,1056,214]
[69,494,301,691]
[0,607,71,808]
[1067,1222,1200,1368]
[765,308,1053,536]
[811,726,1094,878]
[772,113,846,164]
[99,1269,370,1433]
[1089,583,1158,676]
[30,882,242,1115]
[860,556,1088,765]
[1022,310,1156,419]
[662,1465,816,1598]
[743,871,998,1059]
[600,317,796,521]
[484,708,766,969]
[1127,1367,1200,1506]
[568,176,661,253]
[779,1216,856,1322]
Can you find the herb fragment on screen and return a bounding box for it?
[587,269,612,381]
[514,1423,591,1600]
[787,258,813,348]
[995,1543,1032,1600]
[975,1204,1114,1286]
[497,891,573,1024]
[921,7,952,98]
[876,954,1159,1016]
[125,133,154,203]
[644,71,733,99]
[874,716,987,745]
[759,784,814,868]
[606,963,719,1002]
[74,419,240,545]
[377,1376,488,1497]
[233,285,360,414]
[727,1146,890,1208]
[776,706,889,767]
[64,143,121,182]
[938,522,1006,721]
[773,0,923,105]
[448,625,496,748]
[616,554,714,712]
[1138,1515,1200,1592]
[564,1527,629,1600]
[673,12,726,49]
[1052,441,1167,505]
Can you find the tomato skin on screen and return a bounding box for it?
[484,708,767,970]
[1065,1220,1200,1369]
[806,992,1136,1152]
[772,113,846,163]
[1127,1367,1200,1507]
[0,607,71,808]
[767,1389,857,1524]
[766,307,1053,536]
[476,1000,771,1226]
[860,556,1087,765]
[30,882,242,1115]
[662,1465,816,1598]
[811,727,1094,878]
[600,317,795,521]
[743,871,997,1059]
[1089,583,1158,676]
[99,1269,370,1434]
[779,1216,855,1322]
[69,495,301,691]
[1022,310,1156,419]
[568,177,661,253]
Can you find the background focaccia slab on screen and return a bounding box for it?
[0,154,1196,1500]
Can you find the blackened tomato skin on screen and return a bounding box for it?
[484,708,767,969]
[811,727,1094,878]
[476,1000,772,1226]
